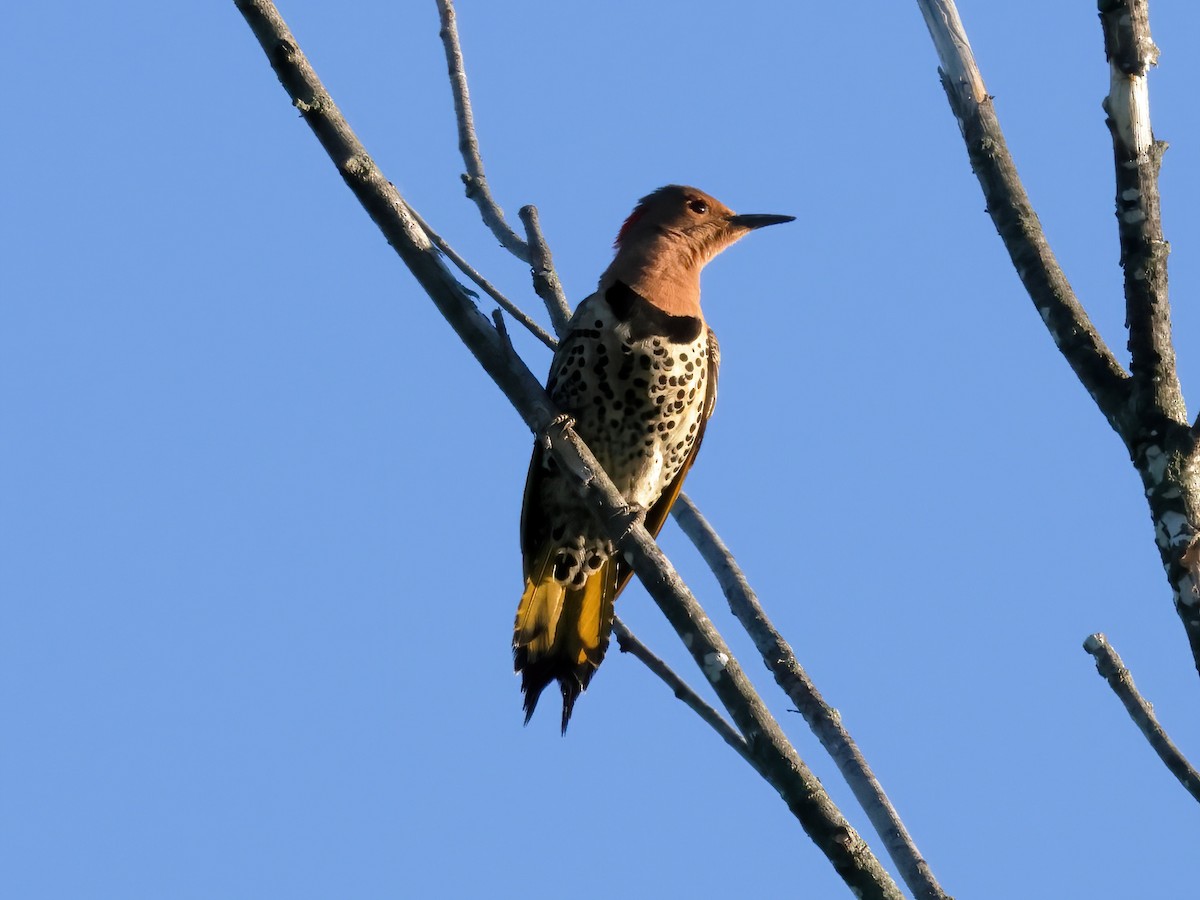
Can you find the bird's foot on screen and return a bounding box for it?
[610,503,646,543]
[539,413,575,451]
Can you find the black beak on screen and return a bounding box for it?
[728,213,796,230]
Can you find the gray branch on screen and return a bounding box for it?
[1083,634,1200,804]
[519,205,573,337]
[1092,2,1200,676]
[915,0,1131,434]
[407,202,555,348]
[434,0,530,260]
[612,616,752,765]
[234,2,903,894]
[673,495,951,900]
[1098,0,1183,426]
[916,0,1200,683]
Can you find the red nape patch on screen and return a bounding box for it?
[614,208,645,248]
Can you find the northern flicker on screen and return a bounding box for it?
[514,185,794,731]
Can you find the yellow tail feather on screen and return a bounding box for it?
[513,549,616,732]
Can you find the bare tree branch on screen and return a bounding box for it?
[434,0,530,260]
[407,202,556,348]
[519,205,573,337]
[1093,1,1200,675]
[673,495,950,900]
[234,3,903,893]
[1088,2,1200,680]
[611,616,752,765]
[916,0,1200,684]
[915,0,1131,434]
[1098,0,1183,426]
[1083,633,1200,804]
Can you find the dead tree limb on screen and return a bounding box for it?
[915,0,1200,681]
[915,0,1129,428]
[1099,0,1181,424]
[1094,0,1200,678]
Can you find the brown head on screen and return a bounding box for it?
[600,185,794,317]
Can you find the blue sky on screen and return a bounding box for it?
[4,2,1199,897]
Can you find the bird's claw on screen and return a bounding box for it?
[539,413,575,451]
[611,504,646,543]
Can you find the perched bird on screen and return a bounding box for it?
[514,185,794,731]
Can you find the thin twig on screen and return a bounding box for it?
[434,0,529,261]
[519,205,573,337]
[612,616,752,765]
[1083,633,1200,804]
[915,0,1131,435]
[407,202,556,349]
[234,4,902,894]
[673,494,952,900]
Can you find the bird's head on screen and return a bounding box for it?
[614,185,793,267]
[603,185,794,316]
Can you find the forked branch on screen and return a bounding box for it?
[918,0,1200,739]
[915,0,1131,435]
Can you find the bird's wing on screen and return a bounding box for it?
[518,445,547,579]
[518,295,598,572]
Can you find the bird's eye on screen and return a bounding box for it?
[687,199,708,214]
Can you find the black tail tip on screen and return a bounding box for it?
[558,680,582,735]
[518,669,584,734]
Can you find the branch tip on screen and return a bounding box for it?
[435,0,529,260]
[1084,631,1200,804]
